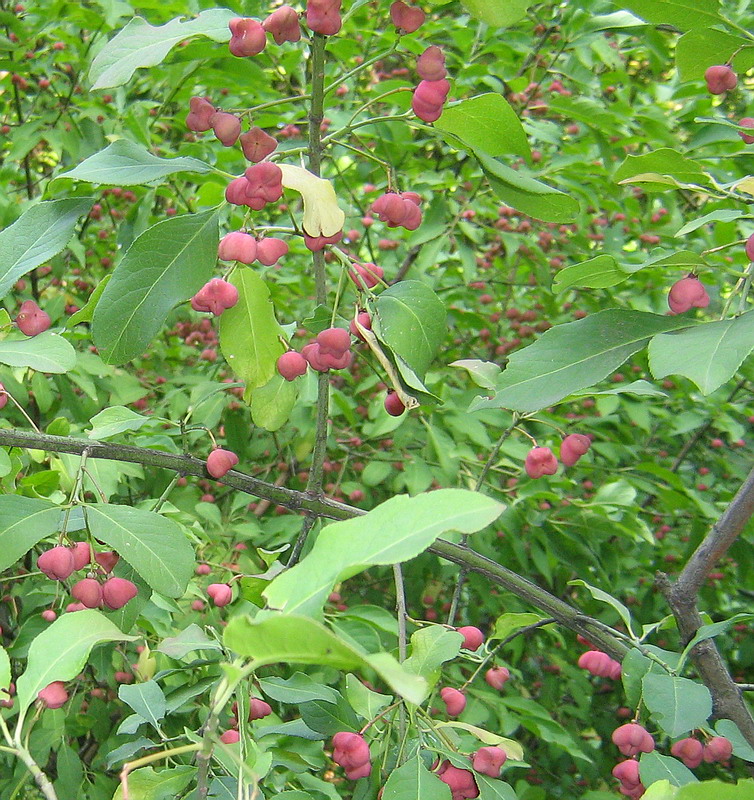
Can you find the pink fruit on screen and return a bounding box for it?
[191,599,205,611]
[71,578,103,608]
[218,232,258,264]
[456,625,484,651]
[277,351,308,381]
[209,111,241,146]
[263,6,301,43]
[38,681,68,709]
[239,127,277,162]
[384,391,406,417]
[207,448,239,478]
[612,723,655,757]
[437,761,479,800]
[525,447,558,479]
[412,79,450,123]
[612,759,641,788]
[578,649,621,679]
[302,343,327,372]
[249,697,272,720]
[560,433,591,466]
[705,64,737,94]
[41,609,57,622]
[671,737,704,769]
[115,671,134,684]
[243,162,283,209]
[371,192,423,230]
[207,583,233,607]
[472,746,507,777]
[225,176,253,206]
[703,736,733,763]
[668,275,709,314]
[196,564,211,575]
[186,96,215,132]
[255,237,289,265]
[390,0,425,33]
[738,118,754,144]
[102,577,138,610]
[417,45,447,81]
[0,383,7,410]
[220,729,240,744]
[306,0,342,36]
[349,262,384,288]
[66,602,86,613]
[191,278,239,316]
[746,233,754,261]
[69,541,92,571]
[317,327,350,356]
[440,686,466,717]
[38,546,75,580]
[303,231,343,251]
[95,551,119,573]
[228,17,266,57]
[332,731,371,779]
[16,300,51,336]
[485,666,510,690]
[349,312,372,341]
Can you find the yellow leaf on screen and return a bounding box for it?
[278,164,345,237]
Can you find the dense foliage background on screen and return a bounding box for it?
[1,0,754,798]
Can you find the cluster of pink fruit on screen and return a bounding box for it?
[703,65,754,140]
[577,648,622,680]
[218,231,289,267]
[277,326,353,380]
[219,696,274,743]
[525,433,591,478]
[612,722,733,797]
[370,191,423,231]
[36,543,137,613]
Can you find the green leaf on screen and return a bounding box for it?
[89,9,236,89]
[250,372,298,431]
[299,695,360,735]
[224,614,428,704]
[345,673,392,719]
[111,765,196,800]
[0,646,10,700]
[374,281,447,378]
[58,140,212,186]
[87,406,151,439]
[677,781,754,799]
[263,489,504,616]
[459,0,530,27]
[674,210,745,237]
[642,674,712,738]
[648,313,754,396]
[118,681,167,730]
[642,780,679,800]
[614,149,710,188]
[0,198,93,300]
[0,495,60,571]
[220,269,285,392]
[259,673,340,705]
[552,255,627,292]
[435,722,524,758]
[403,627,462,679]
[66,275,111,327]
[85,504,194,597]
[476,151,579,222]
[157,624,223,659]
[619,0,722,30]
[15,609,137,713]
[569,579,637,637]
[92,209,220,365]
[476,774,518,800]
[470,310,693,413]
[714,720,754,762]
[0,332,77,373]
[450,359,502,390]
[678,615,754,672]
[676,29,754,82]
[491,612,547,640]
[382,755,452,800]
[639,751,698,788]
[435,94,530,161]
[570,379,667,399]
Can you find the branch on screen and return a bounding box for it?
[1,427,630,658]
[659,463,754,748]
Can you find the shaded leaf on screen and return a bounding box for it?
[0,496,60,572]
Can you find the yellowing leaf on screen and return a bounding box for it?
[279,164,345,237]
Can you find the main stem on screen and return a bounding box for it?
[305,34,330,502]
